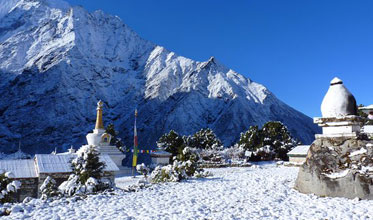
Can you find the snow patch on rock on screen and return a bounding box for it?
[349,148,367,157]
[323,169,349,179]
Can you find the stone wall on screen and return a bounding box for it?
[13,178,38,202]
[10,171,116,201]
[289,156,306,164]
[295,135,373,199]
[38,171,116,197]
[38,173,71,198]
[103,171,115,184]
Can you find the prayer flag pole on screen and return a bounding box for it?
[132,109,138,177]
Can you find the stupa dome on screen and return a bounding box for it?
[86,100,112,146]
[321,77,357,117]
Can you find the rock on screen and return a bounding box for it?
[295,136,373,199]
[11,204,24,213]
[22,197,33,204]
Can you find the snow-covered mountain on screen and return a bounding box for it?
[0,0,319,154]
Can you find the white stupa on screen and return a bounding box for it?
[321,77,357,118]
[150,143,172,166]
[359,105,373,134]
[82,100,126,170]
[359,105,373,119]
[314,77,363,138]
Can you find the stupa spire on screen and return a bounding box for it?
[95,100,104,130]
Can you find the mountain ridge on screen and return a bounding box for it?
[0,0,319,154]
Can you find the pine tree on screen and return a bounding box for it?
[106,123,126,152]
[71,145,106,184]
[238,125,261,151]
[238,121,297,161]
[59,146,111,196]
[157,130,186,161]
[261,121,297,161]
[188,128,223,150]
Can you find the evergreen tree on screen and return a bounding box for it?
[188,128,223,150]
[238,125,261,151]
[59,146,112,196]
[261,121,297,161]
[71,145,106,184]
[106,123,126,152]
[237,121,297,161]
[157,130,186,161]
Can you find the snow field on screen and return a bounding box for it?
[3,164,373,219]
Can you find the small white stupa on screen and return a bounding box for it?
[150,143,172,166]
[359,104,373,119]
[314,77,362,138]
[83,100,126,170]
[359,104,373,134]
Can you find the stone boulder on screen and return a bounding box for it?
[295,136,373,199]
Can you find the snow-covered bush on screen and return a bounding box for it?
[0,170,21,204]
[150,163,181,183]
[136,163,150,178]
[59,174,113,196]
[222,144,246,161]
[199,148,224,163]
[40,176,60,200]
[193,169,213,178]
[59,145,112,196]
[150,160,194,183]
[197,144,254,166]
[175,147,201,176]
[150,146,211,183]
[58,174,80,196]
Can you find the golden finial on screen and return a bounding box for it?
[95,100,104,129]
[135,109,138,117]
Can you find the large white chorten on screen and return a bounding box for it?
[295,77,373,200]
[314,77,362,138]
[320,77,357,118]
[83,100,126,169]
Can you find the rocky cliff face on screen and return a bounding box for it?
[0,0,319,154]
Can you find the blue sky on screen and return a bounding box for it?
[66,0,373,117]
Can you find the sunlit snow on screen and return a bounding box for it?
[3,164,372,219]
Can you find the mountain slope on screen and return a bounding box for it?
[0,0,319,154]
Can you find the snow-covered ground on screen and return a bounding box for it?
[3,164,373,219]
